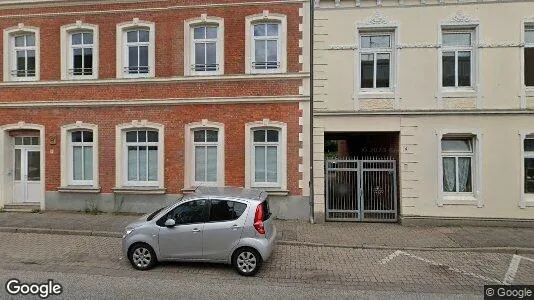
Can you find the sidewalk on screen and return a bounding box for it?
[1,211,533,252]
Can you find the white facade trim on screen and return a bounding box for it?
[3,24,40,82]
[245,11,288,74]
[436,129,483,207]
[0,96,308,108]
[519,131,534,208]
[520,18,534,109]
[60,21,99,80]
[437,13,480,108]
[115,120,164,189]
[244,119,287,191]
[354,12,398,110]
[184,120,225,189]
[0,122,45,210]
[0,72,308,87]
[184,15,224,76]
[60,122,99,188]
[116,18,155,79]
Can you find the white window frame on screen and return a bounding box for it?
[358,32,394,92]
[184,15,224,76]
[439,26,478,94]
[519,131,534,208]
[60,21,99,80]
[60,122,99,188]
[116,19,155,79]
[436,130,483,207]
[184,120,225,188]
[245,12,287,74]
[523,23,534,96]
[3,24,40,82]
[115,121,164,188]
[245,119,287,191]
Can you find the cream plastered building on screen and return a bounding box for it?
[313,0,534,225]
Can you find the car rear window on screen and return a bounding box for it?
[262,199,271,221]
[209,200,247,222]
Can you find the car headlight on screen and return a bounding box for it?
[123,228,134,237]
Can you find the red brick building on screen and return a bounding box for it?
[0,0,311,219]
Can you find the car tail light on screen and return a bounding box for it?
[254,203,265,235]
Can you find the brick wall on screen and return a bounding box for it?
[0,102,303,195]
[0,1,303,82]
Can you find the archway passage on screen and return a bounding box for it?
[324,132,399,222]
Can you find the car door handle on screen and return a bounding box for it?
[192,228,201,233]
[230,225,240,230]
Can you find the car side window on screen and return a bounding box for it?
[163,199,207,225]
[208,200,247,222]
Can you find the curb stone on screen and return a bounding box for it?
[0,227,122,238]
[2,227,533,254]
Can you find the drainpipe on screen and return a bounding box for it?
[308,0,315,224]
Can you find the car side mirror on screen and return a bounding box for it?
[164,219,176,227]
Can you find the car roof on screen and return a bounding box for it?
[185,186,267,202]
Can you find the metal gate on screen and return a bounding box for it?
[325,158,397,222]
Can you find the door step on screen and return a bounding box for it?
[3,203,40,212]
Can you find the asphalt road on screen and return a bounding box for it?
[0,232,532,299]
[0,268,477,300]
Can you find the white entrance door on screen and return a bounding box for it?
[13,137,42,203]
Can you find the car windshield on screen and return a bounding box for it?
[146,207,165,221]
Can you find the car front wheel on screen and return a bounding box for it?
[128,243,157,270]
[232,247,262,276]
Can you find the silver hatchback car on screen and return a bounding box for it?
[122,187,276,276]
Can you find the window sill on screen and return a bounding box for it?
[57,186,101,193]
[249,69,284,75]
[187,71,224,77]
[112,187,166,195]
[525,87,534,97]
[441,89,477,98]
[440,195,478,206]
[358,91,395,99]
[254,188,289,196]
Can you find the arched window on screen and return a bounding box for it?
[60,122,99,187]
[245,120,287,190]
[184,120,225,188]
[60,22,99,80]
[116,19,155,78]
[245,12,287,74]
[116,121,164,187]
[184,15,224,76]
[3,24,40,81]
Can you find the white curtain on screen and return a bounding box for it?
[195,146,206,182]
[148,146,157,181]
[266,146,278,182]
[442,157,456,192]
[458,157,471,192]
[73,146,83,180]
[206,146,217,182]
[127,146,137,181]
[255,146,266,182]
[83,146,93,180]
[138,146,147,181]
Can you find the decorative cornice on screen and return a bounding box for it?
[358,12,397,28]
[0,73,308,88]
[327,42,525,50]
[328,44,357,50]
[397,43,438,49]
[0,96,309,108]
[443,11,479,25]
[478,42,524,48]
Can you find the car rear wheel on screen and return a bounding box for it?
[128,243,157,270]
[232,247,262,276]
